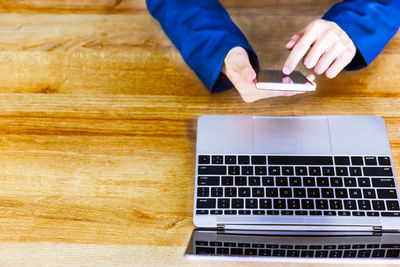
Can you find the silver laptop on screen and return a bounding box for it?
[185,115,400,262]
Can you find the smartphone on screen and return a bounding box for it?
[256,69,316,92]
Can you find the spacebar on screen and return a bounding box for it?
[268,156,334,165]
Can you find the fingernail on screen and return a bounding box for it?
[282,66,291,75]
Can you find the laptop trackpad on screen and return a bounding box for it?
[253,117,332,154]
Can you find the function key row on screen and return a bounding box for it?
[198,155,391,166]
[198,165,393,177]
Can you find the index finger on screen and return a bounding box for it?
[282,32,316,75]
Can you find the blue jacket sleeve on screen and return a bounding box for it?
[146,0,259,92]
[322,0,400,70]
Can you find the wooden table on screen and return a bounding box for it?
[0,0,398,266]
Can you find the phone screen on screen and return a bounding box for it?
[256,69,315,91]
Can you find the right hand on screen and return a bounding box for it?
[222,47,310,103]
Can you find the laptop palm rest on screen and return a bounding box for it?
[253,116,332,154]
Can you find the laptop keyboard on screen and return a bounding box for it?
[195,155,400,217]
[194,240,400,258]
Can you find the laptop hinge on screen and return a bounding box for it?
[217,224,383,236]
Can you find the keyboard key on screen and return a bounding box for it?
[295,166,307,175]
[252,244,265,248]
[212,155,223,164]
[315,251,329,257]
[294,188,306,198]
[211,187,223,197]
[198,155,210,164]
[317,177,329,187]
[309,167,321,176]
[273,250,286,257]
[308,188,320,198]
[235,176,247,186]
[268,166,280,175]
[282,166,294,175]
[224,155,236,164]
[322,167,335,176]
[321,188,334,198]
[224,210,237,215]
[259,199,272,209]
[198,176,219,185]
[218,199,230,209]
[349,189,362,198]
[267,210,280,215]
[252,187,264,197]
[251,155,266,165]
[225,187,237,197]
[367,212,379,216]
[330,199,343,209]
[241,166,253,175]
[238,156,249,165]
[351,156,364,165]
[274,199,286,209]
[335,156,350,165]
[255,166,267,175]
[386,200,400,210]
[352,211,365,216]
[266,188,278,197]
[276,177,288,186]
[232,199,244,209]
[363,189,376,199]
[343,250,357,257]
[381,212,400,216]
[287,199,300,209]
[335,188,348,198]
[280,188,292,198]
[301,199,314,209]
[231,248,243,255]
[246,199,258,209]
[372,200,385,210]
[310,210,322,215]
[228,166,240,175]
[316,199,329,209]
[281,210,293,215]
[358,200,371,210]
[363,167,393,176]
[238,187,251,197]
[378,156,391,166]
[301,250,315,257]
[335,167,348,176]
[329,250,343,258]
[344,177,357,187]
[245,249,258,255]
[238,243,251,248]
[372,178,395,187]
[365,156,377,165]
[197,199,216,209]
[224,242,236,247]
[377,189,397,199]
[324,211,336,216]
[196,210,209,215]
[295,210,308,215]
[358,177,371,187]
[349,167,362,176]
[258,249,272,256]
[196,247,215,254]
[197,187,209,197]
[221,176,233,185]
[210,210,223,215]
[330,177,343,187]
[290,177,302,186]
[303,177,316,187]
[386,249,400,257]
[248,176,261,186]
[344,200,357,210]
[268,156,333,165]
[216,248,230,254]
[238,210,251,215]
[198,166,226,175]
[338,211,351,216]
[286,250,300,257]
[210,241,222,246]
[262,176,274,186]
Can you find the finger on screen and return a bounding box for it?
[313,47,339,75]
[303,33,334,69]
[325,54,352,78]
[306,74,315,82]
[282,31,317,75]
[285,32,303,49]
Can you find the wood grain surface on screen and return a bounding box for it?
[0,0,399,266]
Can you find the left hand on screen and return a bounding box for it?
[282,19,357,78]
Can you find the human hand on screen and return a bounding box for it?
[222,47,309,103]
[283,19,357,78]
